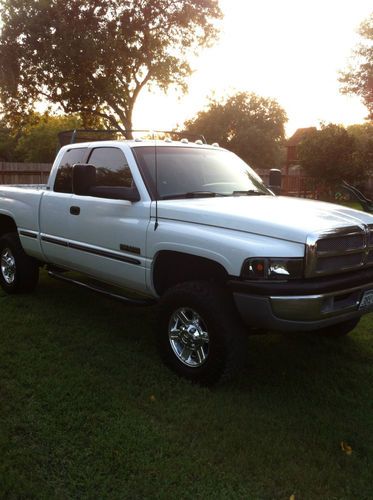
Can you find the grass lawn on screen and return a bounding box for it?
[337,201,364,211]
[0,271,372,499]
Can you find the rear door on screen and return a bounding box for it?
[39,147,87,267]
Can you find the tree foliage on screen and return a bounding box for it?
[183,92,287,170]
[0,0,221,132]
[297,124,359,191]
[15,114,85,163]
[339,13,373,119]
[0,124,17,161]
[348,122,373,177]
[0,113,85,162]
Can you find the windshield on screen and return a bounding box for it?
[133,146,272,200]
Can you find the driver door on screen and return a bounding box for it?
[66,146,150,293]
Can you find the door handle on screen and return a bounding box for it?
[70,206,80,215]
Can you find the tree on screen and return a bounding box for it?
[0,121,16,161]
[0,109,46,160]
[0,0,221,133]
[14,114,84,163]
[183,92,287,169]
[347,123,373,177]
[297,124,358,193]
[339,13,373,119]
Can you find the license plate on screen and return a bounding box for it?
[359,289,373,310]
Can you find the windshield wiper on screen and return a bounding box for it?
[231,190,267,196]
[185,191,226,198]
[161,191,226,200]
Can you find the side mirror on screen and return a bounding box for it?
[72,164,96,196]
[72,164,140,202]
[268,168,282,195]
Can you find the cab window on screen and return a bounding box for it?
[54,147,87,193]
[87,147,133,189]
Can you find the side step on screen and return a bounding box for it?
[48,271,156,306]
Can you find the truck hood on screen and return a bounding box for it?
[157,195,373,243]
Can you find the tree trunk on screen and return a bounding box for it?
[123,108,133,139]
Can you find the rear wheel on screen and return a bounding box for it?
[157,281,247,385]
[0,233,39,294]
[315,318,360,338]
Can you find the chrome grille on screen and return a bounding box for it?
[306,225,373,277]
[316,234,364,253]
[315,253,364,273]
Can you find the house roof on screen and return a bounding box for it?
[286,127,317,147]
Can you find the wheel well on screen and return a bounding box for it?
[0,215,17,238]
[153,251,229,295]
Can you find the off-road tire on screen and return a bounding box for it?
[315,318,360,338]
[0,232,39,294]
[157,281,247,385]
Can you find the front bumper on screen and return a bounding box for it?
[229,271,373,332]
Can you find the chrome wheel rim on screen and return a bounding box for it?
[1,248,16,284]
[168,307,209,367]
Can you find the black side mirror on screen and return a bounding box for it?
[72,164,140,202]
[268,168,282,195]
[72,164,96,195]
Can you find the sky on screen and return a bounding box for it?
[133,0,373,138]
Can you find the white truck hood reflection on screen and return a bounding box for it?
[156,195,373,243]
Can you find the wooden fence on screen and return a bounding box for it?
[257,170,318,198]
[0,162,52,185]
[281,174,318,198]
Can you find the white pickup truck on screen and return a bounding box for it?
[1,138,373,384]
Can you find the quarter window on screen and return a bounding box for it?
[54,147,87,193]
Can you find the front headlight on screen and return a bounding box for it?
[241,257,304,280]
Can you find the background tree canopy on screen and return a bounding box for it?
[0,0,222,133]
[297,123,364,192]
[183,92,287,170]
[339,13,373,119]
[347,122,373,177]
[15,114,85,163]
[0,113,84,162]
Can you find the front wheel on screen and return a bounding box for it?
[0,233,39,294]
[157,281,247,385]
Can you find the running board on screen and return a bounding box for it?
[48,271,155,306]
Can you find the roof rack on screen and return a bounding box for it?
[58,129,207,147]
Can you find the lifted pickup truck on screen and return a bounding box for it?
[1,138,373,384]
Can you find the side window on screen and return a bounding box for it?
[88,147,133,188]
[54,148,87,193]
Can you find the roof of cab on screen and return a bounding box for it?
[62,139,222,150]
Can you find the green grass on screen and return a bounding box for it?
[337,200,363,211]
[1,272,372,499]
